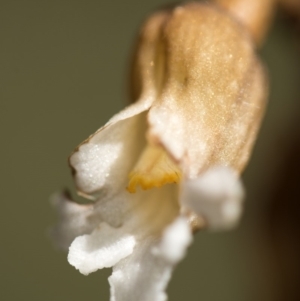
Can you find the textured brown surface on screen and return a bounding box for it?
[130,3,268,176]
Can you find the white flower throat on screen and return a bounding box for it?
[127,144,182,193]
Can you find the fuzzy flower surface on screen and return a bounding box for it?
[52,3,267,301]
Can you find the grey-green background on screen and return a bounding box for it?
[1,1,300,300]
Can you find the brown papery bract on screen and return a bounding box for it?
[130,2,268,178]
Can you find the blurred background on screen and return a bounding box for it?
[1,0,300,300]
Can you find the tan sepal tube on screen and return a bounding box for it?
[214,0,276,46]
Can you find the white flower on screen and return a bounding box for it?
[52,2,267,301]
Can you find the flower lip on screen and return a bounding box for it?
[180,166,245,230]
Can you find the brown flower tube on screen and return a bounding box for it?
[129,2,268,181]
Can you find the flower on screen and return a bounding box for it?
[52,2,268,301]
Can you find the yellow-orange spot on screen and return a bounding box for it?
[127,144,181,193]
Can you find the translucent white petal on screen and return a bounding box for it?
[109,97,153,124]
[109,217,192,301]
[68,223,136,275]
[128,183,180,236]
[91,179,179,230]
[152,216,192,264]
[180,167,244,230]
[70,110,147,198]
[50,192,97,250]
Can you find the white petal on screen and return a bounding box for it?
[109,97,153,124]
[109,217,192,301]
[50,192,96,250]
[91,179,179,230]
[68,223,136,275]
[180,167,244,230]
[69,97,155,199]
[128,183,180,235]
[70,111,146,198]
[152,216,192,263]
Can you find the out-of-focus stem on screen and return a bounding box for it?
[279,0,300,19]
[214,0,277,46]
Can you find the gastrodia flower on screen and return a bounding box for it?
[52,2,268,300]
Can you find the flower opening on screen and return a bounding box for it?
[127,144,182,193]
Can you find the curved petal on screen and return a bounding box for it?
[67,184,184,277]
[180,167,244,230]
[152,216,192,263]
[68,223,136,275]
[70,107,148,199]
[109,217,192,301]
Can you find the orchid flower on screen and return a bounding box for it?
[52,2,270,301]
